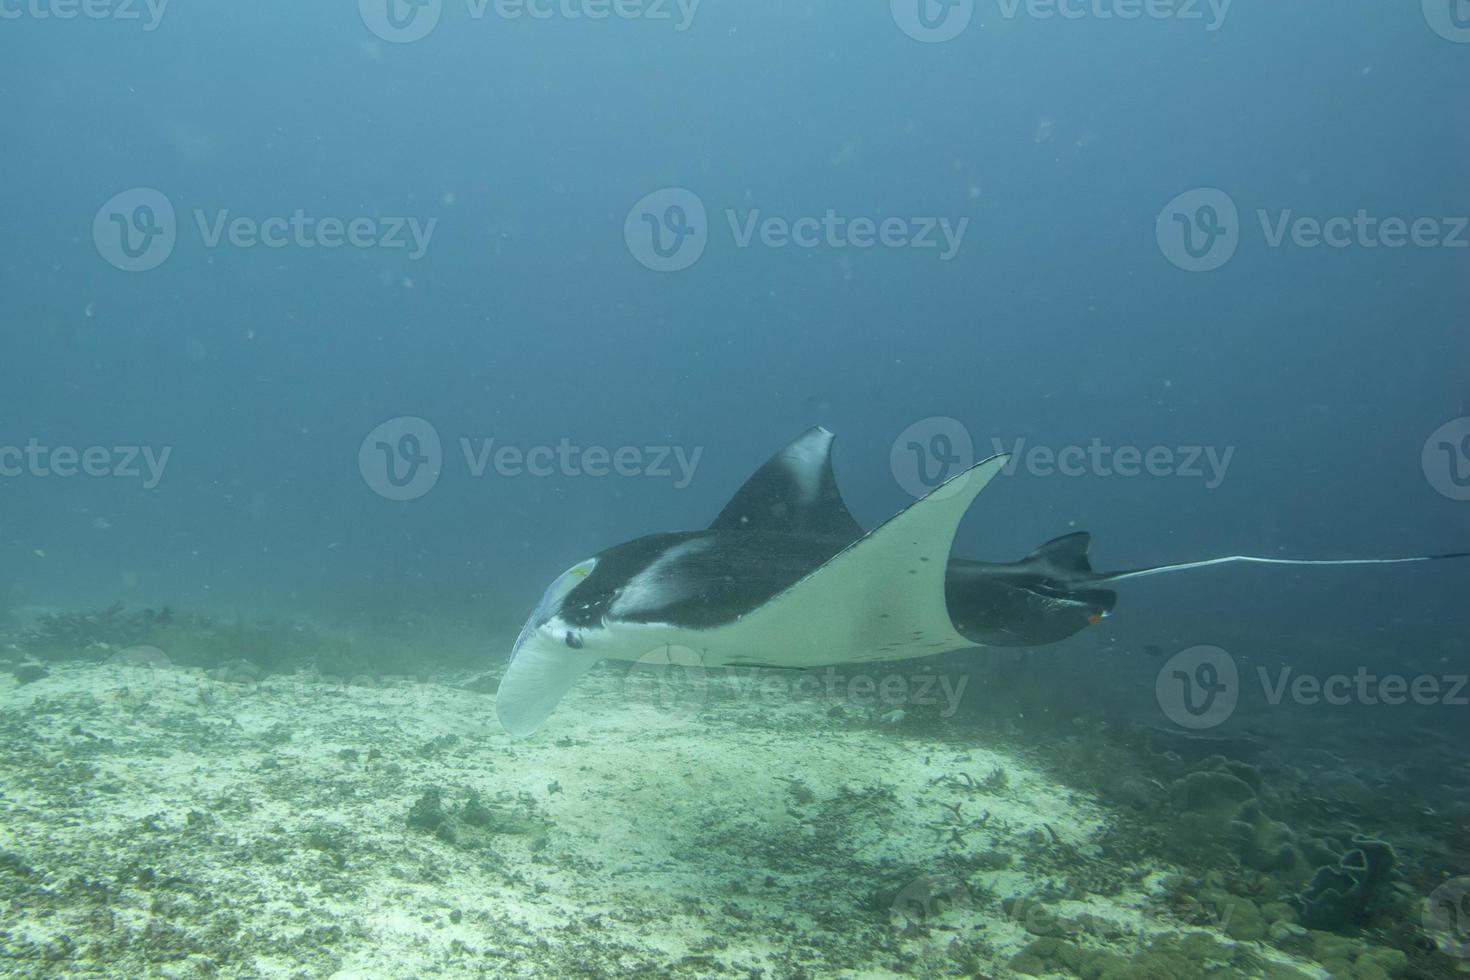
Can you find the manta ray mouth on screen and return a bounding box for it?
[511,558,600,661]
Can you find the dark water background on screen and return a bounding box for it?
[2,1,1467,734]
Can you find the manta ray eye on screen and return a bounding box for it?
[564,631,584,650]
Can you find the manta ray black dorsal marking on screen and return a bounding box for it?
[707,426,864,541]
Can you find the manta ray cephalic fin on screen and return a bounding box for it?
[494,635,599,738]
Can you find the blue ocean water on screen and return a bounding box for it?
[4,0,1464,615]
[3,1,1469,975]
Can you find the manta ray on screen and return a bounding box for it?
[495,427,1465,736]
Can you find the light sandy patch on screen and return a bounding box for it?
[0,658,1326,978]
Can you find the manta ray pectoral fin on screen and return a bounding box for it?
[707,426,864,541]
[495,632,599,737]
[722,454,1010,661]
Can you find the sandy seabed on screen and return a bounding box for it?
[0,655,1331,979]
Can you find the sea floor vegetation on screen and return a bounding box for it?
[0,606,1462,978]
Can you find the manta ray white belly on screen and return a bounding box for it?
[496,457,1005,736]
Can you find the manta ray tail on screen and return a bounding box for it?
[945,534,1468,649]
[1095,550,1470,583]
